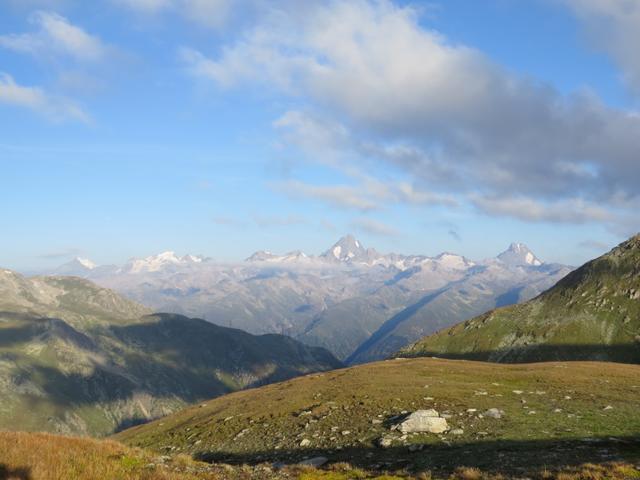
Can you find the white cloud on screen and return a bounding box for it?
[566,0,640,93]
[0,11,109,62]
[472,195,612,224]
[183,0,640,230]
[351,217,398,237]
[277,180,379,212]
[0,72,89,122]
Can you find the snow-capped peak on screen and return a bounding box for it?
[321,235,368,262]
[497,243,543,266]
[433,252,475,270]
[122,251,205,273]
[75,257,96,270]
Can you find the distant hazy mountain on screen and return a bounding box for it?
[50,236,572,363]
[53,257,98,276]
[497,242,543,266]
[400,234,640,364]
[0,269,341,436]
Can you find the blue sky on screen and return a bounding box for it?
[1,0,640,271]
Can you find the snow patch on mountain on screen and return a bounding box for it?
[497,243,543,267]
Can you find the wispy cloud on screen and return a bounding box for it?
[351,217,398,237]
[276,180,379,212]
[472,195,612,224]
[578,239,611,252]
[0,11,110,62]
[565,0,640,94]
[0,72,89,122]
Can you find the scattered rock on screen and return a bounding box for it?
[604,405,614,411]
[299,439,311,447]
[377,436,394,448]
[341,430,351,436]
[396,410,448,434]
[485,408,504,419]
[298,456,328,467]
[512,390,524,395]
[450,429,464,435]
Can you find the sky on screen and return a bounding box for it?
[1,0,640,271]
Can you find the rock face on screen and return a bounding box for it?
[397,409,448,434]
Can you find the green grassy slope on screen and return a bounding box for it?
[115,357,640,478]
[0,270,342,436]
[399,235,640,363]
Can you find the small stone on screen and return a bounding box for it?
[299,439,311,447]
[512,390,524,395]
[377,436,393,448]
[485,408,503,419]
[450,429,464,435]
[298,456,328,467]
[341,430,351,436]
[603,405,614,410]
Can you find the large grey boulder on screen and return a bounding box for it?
[396,409,449,434]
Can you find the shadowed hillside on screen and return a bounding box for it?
[399,234,640,363]
[0,270,341,436]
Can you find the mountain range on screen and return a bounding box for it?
[0,269,340,436]
[400,234,640,363]
[50,235,572,362]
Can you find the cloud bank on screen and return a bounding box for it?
[181,0,640,232]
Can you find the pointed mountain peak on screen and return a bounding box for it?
[52,257,98,276]
[498,242,542,266]
[73,257,96,269]
[322,234,367,262]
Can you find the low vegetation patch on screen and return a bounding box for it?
[115,358,640,478]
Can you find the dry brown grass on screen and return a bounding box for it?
[0,431,219,480]
[1,431,639,480]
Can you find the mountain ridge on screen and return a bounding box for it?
[0,268,341,436]
[44,236,572,363]
[399,234,640,363]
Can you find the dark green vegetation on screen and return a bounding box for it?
[400,235,640,363]
[115,357,640,478]
[0,269,341,436]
